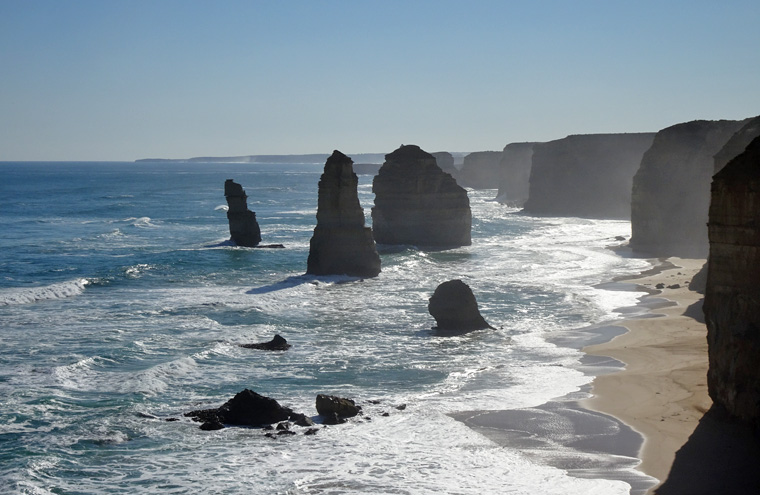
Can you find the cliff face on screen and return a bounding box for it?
[224,180,262,247]
[372,145,471,247]
[522,133,655,219]
[431,152,458,176]
[456,151,503,189]
[713,116,760,174]
[495,142,536,207]
[630,119,749,257]
[704,135,760,427]
[306,151,381,277]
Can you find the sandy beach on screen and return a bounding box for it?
[583,257,711,492]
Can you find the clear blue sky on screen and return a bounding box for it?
[1,0,759,161]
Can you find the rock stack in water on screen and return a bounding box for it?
[224,179,262,247]
[428,280,493,333]
[306,151,381,277]
[495,142,537,206]
[704,135,760,428]
[372,145,471,247]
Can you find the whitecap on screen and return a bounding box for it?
[0,278,91,306]
[214,204,229,212]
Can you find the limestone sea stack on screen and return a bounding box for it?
[495,142,536,206]
[522,133,655,219]
[629,119,749,257]
[224,179,262,247]
[428,279,493,333]
[372,145,471,247]
[306,150,381,277]
[704,135,760,428]
[456,151,503,189]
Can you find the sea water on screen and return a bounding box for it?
[0,161,653,494]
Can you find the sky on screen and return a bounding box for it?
[1,1,759,162]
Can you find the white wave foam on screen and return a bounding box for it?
[0,279,91,306]
[214,204,229,212]
[123,216,157,228]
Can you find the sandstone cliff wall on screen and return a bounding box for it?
[704,135,760,427]
[713,116,760,174]
[372,145,471,247]
[630,119,748,257]
[522,133,655,219]
[495,142,536,207]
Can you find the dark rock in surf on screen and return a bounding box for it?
[224,179,262,247]
[306,150,381,277]
[315,394,361,418]
[185,389,306,429]
[428,279,494,333]
[372,145,471,247]
[239,334,291,351]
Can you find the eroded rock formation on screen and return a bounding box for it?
[457,151,503,189]
[523,133,655,219]
[315,394,361,418]
[428,279,493,333]
[629,119,749,257]
[224,179,262,247]
[185,389,312,430]
[714,115,760,174]
[372,145,471,247]
[704,135,760,427]
[495,142,536,206]
[306,150,381,277]
[432,152,458,176]
[239,334,291,351]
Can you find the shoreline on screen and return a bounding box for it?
[583,257,710,492]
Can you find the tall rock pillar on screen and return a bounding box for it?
[224,179,262,247]
[306,150,381,277]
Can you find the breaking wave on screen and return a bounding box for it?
[0,278,91,306]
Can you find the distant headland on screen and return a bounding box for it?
[136,153,387,164]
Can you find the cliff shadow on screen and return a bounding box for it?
[655,405,760,495]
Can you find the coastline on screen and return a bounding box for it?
[583,257,710,492]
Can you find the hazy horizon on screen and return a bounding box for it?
[1,0,759,162]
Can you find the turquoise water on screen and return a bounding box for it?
[0,161,652,494]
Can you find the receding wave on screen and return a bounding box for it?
[0,278,91,306]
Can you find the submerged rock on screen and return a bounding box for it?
[428,280,493,333]
[372,145,471,247]
[239,334,291,351]
[306,150,381,277]
[704,135,760,428]
[224,179,262,247]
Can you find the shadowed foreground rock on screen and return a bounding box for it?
[306,150,381,277]
[224,179,262,247]
[185,389,312,429]
[428,280,493,333]
[315,394,361,419]
[704,135,760,426]
[372,145,471,247]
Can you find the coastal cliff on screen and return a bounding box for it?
[703,135,760,426]
[372,145,471,247]
[522,133,655,219]
[629,119,748,257]
[306,151,381,277]
[456,151,503,189]
[495,142,536,206]
[713,116,760,174]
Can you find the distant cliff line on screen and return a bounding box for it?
[136,151,471,165]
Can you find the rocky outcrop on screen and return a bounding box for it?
[523,133,655,219]
[372,145,471,247]
[185,389,312,429]
[428,280,493,333]
[457,151,503,189]
[630,119,749,257]
[315,394,361,418]
[306,151,381,277]
[239,334,291,351]
[495,142,536,206]
[224,180,262,247]
[713,116,760,174]
[704,135,760,427]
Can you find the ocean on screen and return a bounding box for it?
[0,161,655,494]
